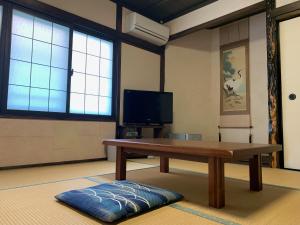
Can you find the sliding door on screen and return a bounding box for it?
[280,17,300,170]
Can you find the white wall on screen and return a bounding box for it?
[166,0,264,35]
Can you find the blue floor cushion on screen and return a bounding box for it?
[55,180,183,222]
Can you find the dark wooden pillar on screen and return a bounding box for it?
[208,157,225,208]
[116,147,127,180]
[115,4,122,138]
[160,157,169,173]
[249,154,263,191]
[160,46,165,92]
[266,0,282,168]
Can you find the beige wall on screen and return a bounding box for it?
[276,0,299,7]
[0,119,115,167]
[38,0,116,29]
[120,43,161,124]
[165,13,269,144]
[165,30,218,140]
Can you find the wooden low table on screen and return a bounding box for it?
[103,138,282,208]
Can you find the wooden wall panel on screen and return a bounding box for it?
[220,18,249,46]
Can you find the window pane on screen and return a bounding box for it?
[71,30,113,116]
[101,40,113,60]
[70,93,84,114]
[29,88,49,111]
[86,75,99,95]
[50,68,68,91]
[49,90,66,112]
[72,51,86,73]
[86,55,99,76]
[100,58,112,78]
[100,77,112,97]
[31,64,50,88]
[73,31,86,52]
[53,23,69,47]
[33,17,52,43]
[9,60,31,86]
[7,85,29,110]
[99,96,111,115]
[7,10,69,113]
[87,36,100,56]
[51,45,68,69]
[85,95,98,115]
[32,40,51,65]
[12,10,33,38]
[71,72,85,93]
[11,35,32,61]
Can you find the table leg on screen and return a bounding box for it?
[160,157,169,173]
[116,147,126,180]
[249,154,262,191]
[208,157,225,208]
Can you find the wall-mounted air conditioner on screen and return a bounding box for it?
[124,12,170,46]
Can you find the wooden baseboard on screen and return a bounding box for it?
[0,157,107,170]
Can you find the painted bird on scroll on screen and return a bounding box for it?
[223,69,242,97]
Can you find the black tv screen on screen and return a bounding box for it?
[123,89,173,125]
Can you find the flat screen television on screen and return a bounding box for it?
[123,89,173,125]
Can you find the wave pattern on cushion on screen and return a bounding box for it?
[55,180,183,222]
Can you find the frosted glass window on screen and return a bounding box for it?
[100,58,112,78]
[71,72,85,93]
[11,35,32,61]
[31,64,50,88]
[12,10,33,38]
[100,77,112,97]
[29,88,49,111]
[99,97,112,116]
[9,60,31,86]
[70,30,113,116]
[73,31,86,52]
[101,40,113,60]
[7,85,30,110]
[87,36,100,56]
[32,40,51,65]
[85,95,98,115]
[52,45,68,69]
[72,51,86,73]
[50,68,68,91]
[53,23,69,47]
[70,93,84,114]
[34,17,52,43]
[7,10,70,113]
[49,90,66,112]
[86,55,99,75]
[86,75,99,95]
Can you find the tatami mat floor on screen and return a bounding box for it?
[130,158,300,190]
[0,160,155,190]
[1,158,300,225]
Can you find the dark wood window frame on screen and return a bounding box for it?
[0,0,165,122]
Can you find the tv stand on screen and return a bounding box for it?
[117,124,166,139]
[117,124,168,158]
